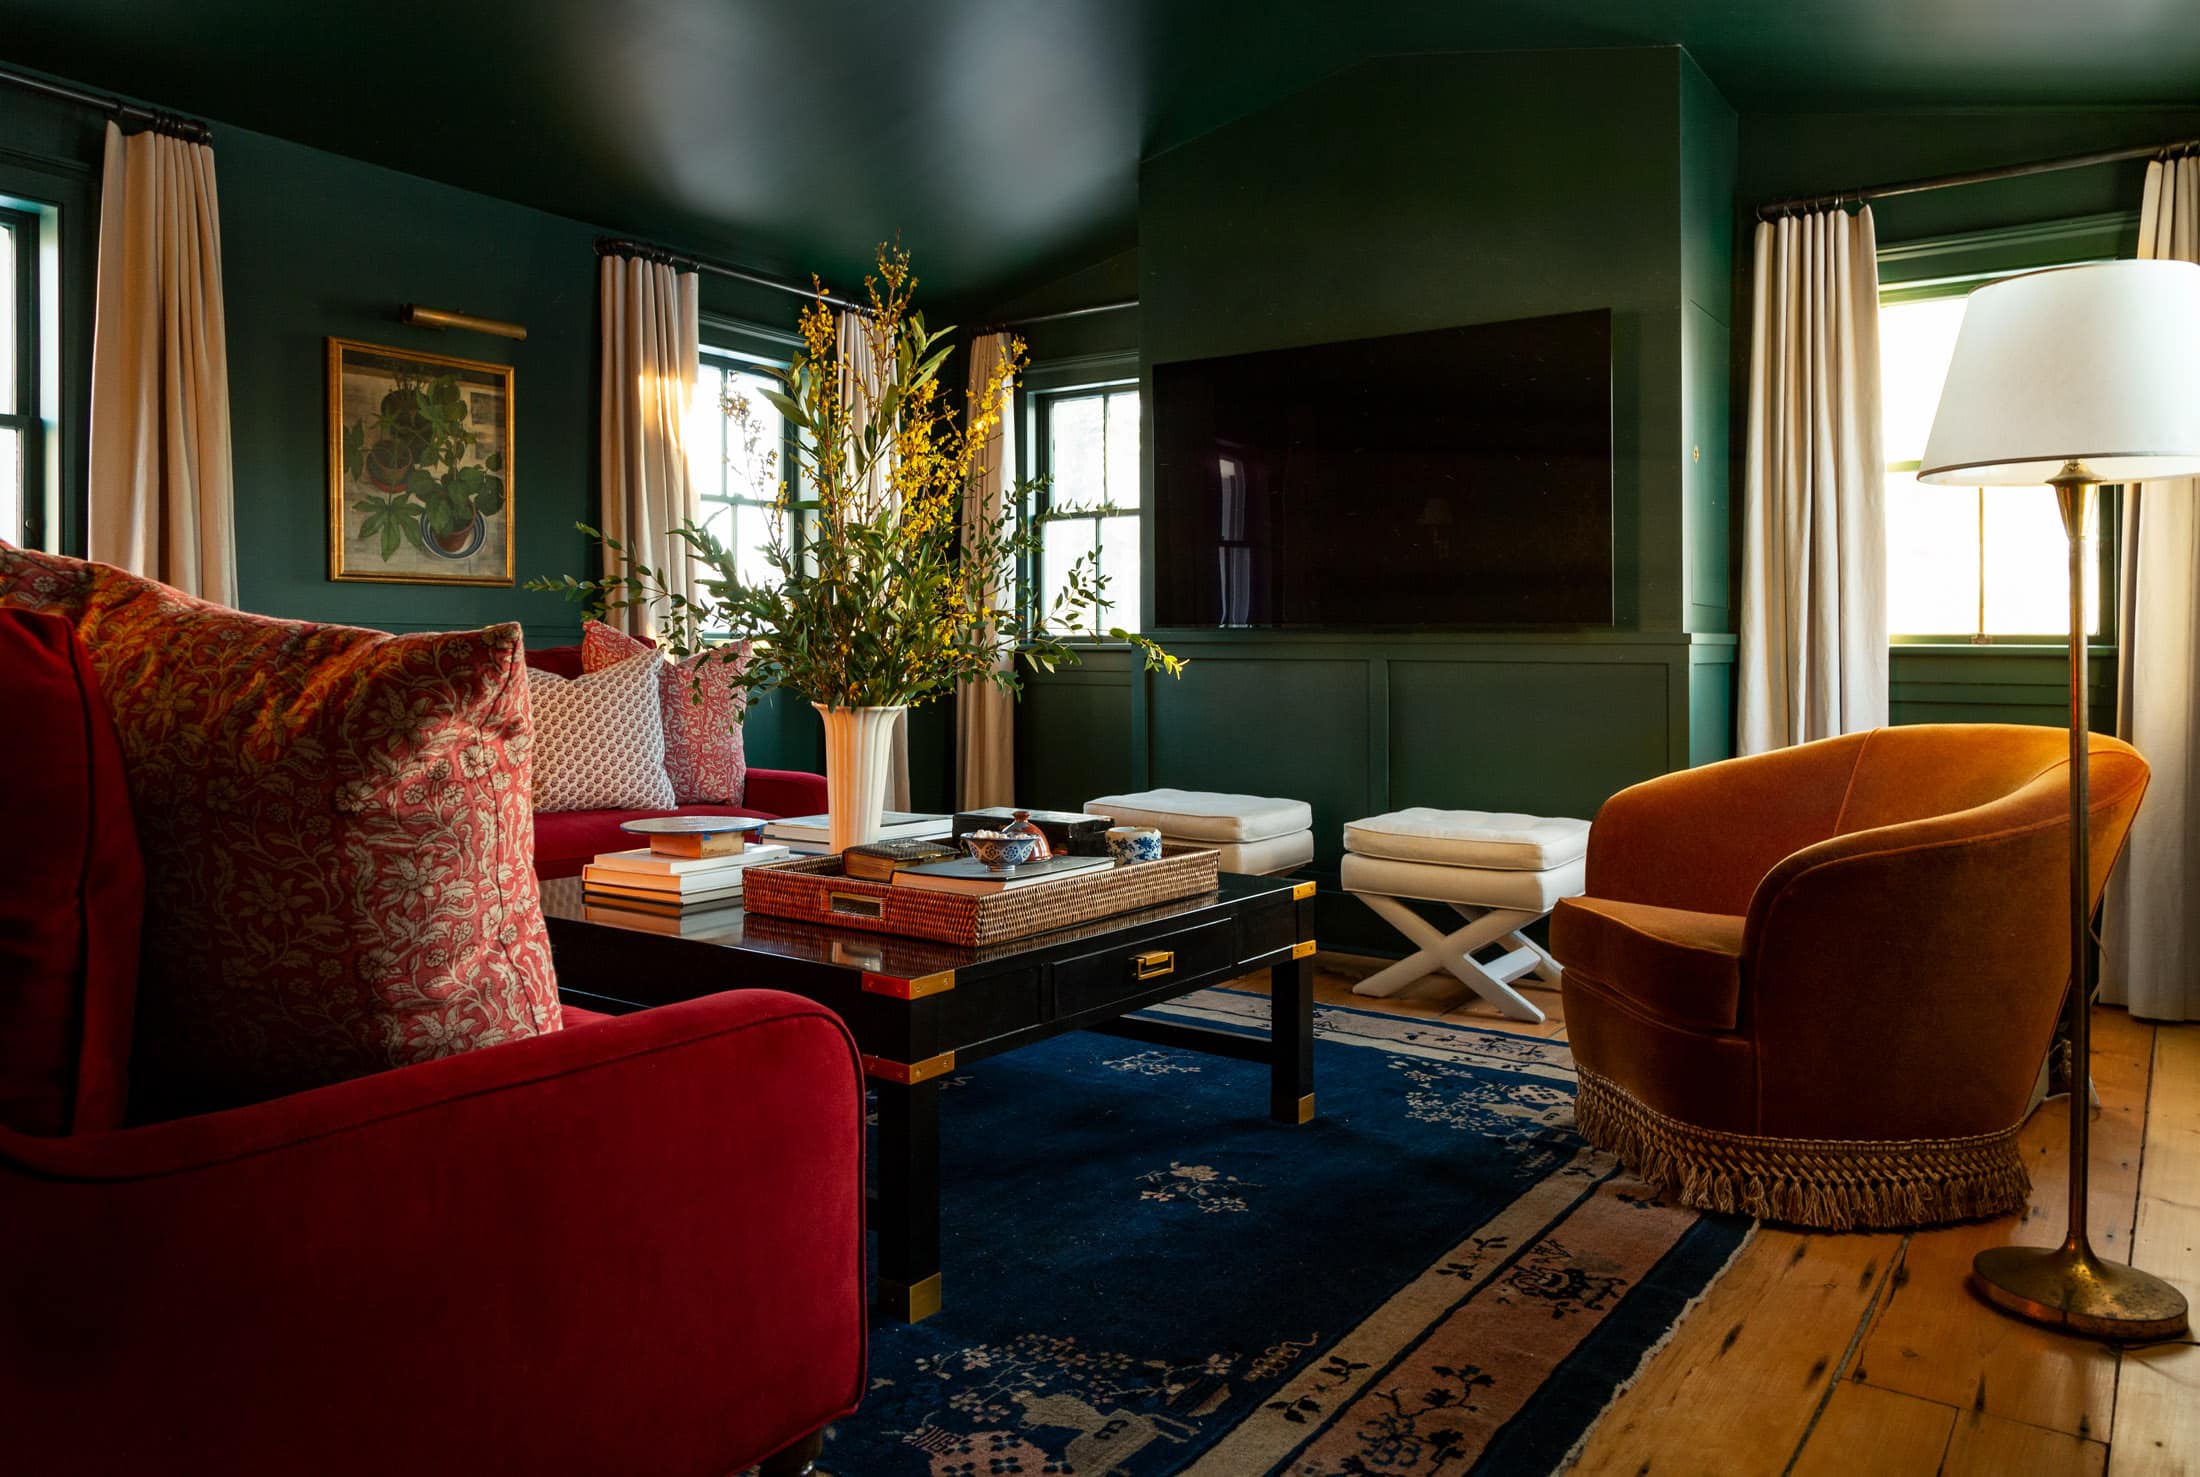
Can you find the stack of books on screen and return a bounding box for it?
[761,812,954,856]
[581,842,791,914]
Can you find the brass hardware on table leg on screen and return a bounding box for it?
[861,969,957,1000]
[878,1273,942,1323]
[1292,881,1317,901]
[1291,939,1318,961]
[1293,1092,1317,1124]
[861,1051,957,1085]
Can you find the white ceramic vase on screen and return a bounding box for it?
[814,702,906,853]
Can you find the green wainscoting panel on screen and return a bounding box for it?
[1016,651,1137,812]
[1689,640,1738,767]
[1386,658,1671,822]
[1890,646,2116,733]
[1146,655,1372,859]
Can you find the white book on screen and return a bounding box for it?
[586,843,791,878]
[582,860,776,897]
[583,876,748,907]
[762,812,952,844]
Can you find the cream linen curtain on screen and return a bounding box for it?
[599,253,700,639]
[838,310,912,807]
[88,121,237,604]
[1737,205,1888,754]
[2104,157,2200,1022]
[955,333,1016,810]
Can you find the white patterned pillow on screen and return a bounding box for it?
[525,651,677,812]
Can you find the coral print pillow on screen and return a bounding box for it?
[0,546,562,1111]
[525,648,679,812]
[582,618,749,805]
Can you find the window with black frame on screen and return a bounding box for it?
[0,204,39,548]
[1030,383,1140,637]
[690,346,801,598]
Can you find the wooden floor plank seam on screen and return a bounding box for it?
[1780,1232,1916,1476]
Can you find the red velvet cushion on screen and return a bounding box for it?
[0,610,142,1134]
[533,804,776,879]
[0,548,563,1111]
[523,643,585,678]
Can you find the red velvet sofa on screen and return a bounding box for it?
[523,643,827,878]
[3,614,865,1476]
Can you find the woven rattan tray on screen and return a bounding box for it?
[740,847,1222,946]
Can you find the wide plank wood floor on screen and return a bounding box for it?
[1245,952,2200,1475]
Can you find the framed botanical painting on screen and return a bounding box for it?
[327,337,514,585]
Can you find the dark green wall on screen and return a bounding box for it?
[0,69,966,790]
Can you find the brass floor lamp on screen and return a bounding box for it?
[1918,258,2200,1341]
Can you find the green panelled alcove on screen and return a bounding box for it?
[1001,48,1741,949]
[0,77,961,793]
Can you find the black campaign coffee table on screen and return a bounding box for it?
[538,871,1320,1322]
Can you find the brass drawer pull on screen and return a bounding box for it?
[1133,949,1177,981]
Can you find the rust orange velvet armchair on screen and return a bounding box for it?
[1550,724,2148,1230]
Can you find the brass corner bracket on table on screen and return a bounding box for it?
[860,969,956,1000]
[879,1272,942,1323]
[1293,881,1317,901]
[860,1050,958,1085]
[1291,1092,1317,1125]
[1291,939,1319,960]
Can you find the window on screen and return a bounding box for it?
[0,205,38,547]
[1881,276,2105,640]
[1031,384,1141,636]
[689,348,794,591]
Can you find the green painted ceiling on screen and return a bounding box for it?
[3,0,2197,298]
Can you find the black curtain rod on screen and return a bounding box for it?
[1759,135,2200,221]
[0,62,210,144]
[596,236,872,315]
[982,298,1138,331]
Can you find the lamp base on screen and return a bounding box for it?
[1973,1242,2190,1342]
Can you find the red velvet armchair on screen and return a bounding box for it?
[0,609,865,1476]
[3,994,867,1476]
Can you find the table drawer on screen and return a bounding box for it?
[1051,915,1239,1017]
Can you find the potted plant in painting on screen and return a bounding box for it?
[342,373,505,563]
[534,244,1181,850]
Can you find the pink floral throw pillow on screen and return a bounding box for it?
[581,619,749,805]
[0,547,562,1110]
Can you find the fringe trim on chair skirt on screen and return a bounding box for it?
[1574,1070,2031,1230]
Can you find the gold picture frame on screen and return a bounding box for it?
[327,337,514,585]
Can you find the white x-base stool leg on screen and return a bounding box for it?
[1347,893,1560,1023]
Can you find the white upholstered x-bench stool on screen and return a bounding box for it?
[1341,808,1591,1023]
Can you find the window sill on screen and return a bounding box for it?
[1892,640,2115,656]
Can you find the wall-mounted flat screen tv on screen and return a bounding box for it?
[1152,308,1613,628]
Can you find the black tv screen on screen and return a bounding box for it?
[1152,309,1613,628]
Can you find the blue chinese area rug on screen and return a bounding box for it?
[832,989,1752,1477]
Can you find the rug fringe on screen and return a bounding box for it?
[1574,1072,2030,1231]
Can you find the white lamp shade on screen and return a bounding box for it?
[1918,259,2200,486]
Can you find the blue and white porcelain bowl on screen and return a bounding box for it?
[964,830,1041,871]
[1106,826,1164,864]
